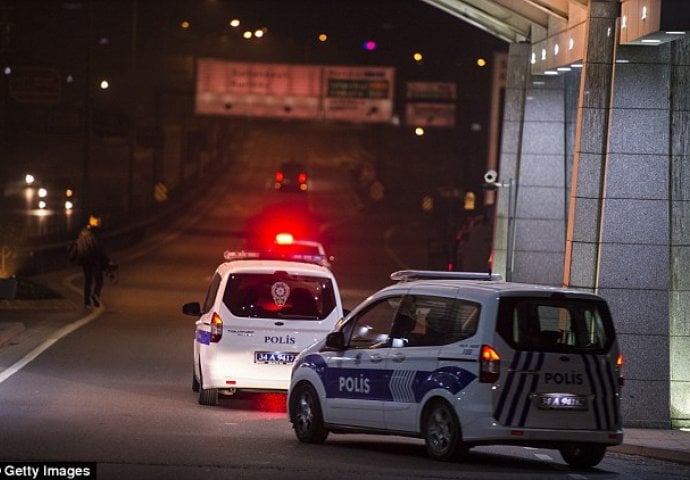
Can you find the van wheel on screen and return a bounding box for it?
[291,383,328,443]
[423,400,466,461]
[197,367,218,406]
[559,444,607,469]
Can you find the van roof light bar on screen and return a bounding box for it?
[390,270,502,282]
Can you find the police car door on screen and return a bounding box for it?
[383,294,474,433]
[323,294,404,429]
[492,296,621,431]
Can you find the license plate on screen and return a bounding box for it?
[254,351,297,365]
[538,393,588,410]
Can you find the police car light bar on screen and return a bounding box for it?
[223,250,329,267]
[223,250,262,261]
[390,270,502,282]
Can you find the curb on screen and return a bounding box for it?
[610,444,690,465]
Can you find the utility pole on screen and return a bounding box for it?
[81,0,93,217]
[127,0,138,216]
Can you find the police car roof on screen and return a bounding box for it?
[218,251,332,276]
[386,270,604,301]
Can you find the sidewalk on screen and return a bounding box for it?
[1,290,689,466]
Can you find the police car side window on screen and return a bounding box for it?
[401,295,480,347]
[202,273,222,314]
[347,296,401,349]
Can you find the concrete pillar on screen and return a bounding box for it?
[563,0,619,292]
[493,43,572,285]
[492,43,529,280]
[566,13,689,427]
[599,40,673,428]
[670,35,690,429]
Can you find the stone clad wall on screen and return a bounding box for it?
[600,42,673,428]
[496,2,690,427]
[670,36,690,428]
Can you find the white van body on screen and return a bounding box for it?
[288,271,623,469]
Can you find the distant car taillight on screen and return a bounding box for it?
[298,172,307,184]
[479,345,500,383]
[275,172,284,182]
[211,312,223,343]
[616,353,624,387]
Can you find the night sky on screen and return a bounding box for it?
[1,0,508,190]
[2,0,507,95]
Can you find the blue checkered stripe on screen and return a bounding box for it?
[296,354,477,403]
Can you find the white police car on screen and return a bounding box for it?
[182,251,344,406]
[288,270,624,469]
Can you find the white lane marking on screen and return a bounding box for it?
[0,302,103,385]
[1,173,231,385]
[535,453,553,462]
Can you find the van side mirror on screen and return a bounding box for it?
[182,302,202,316]
[325,331,345,350]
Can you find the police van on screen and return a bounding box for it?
[182,251,344,406]
[287,270,624,469]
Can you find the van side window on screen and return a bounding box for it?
[389,295,480,347]
[497,297,613,352]
[346,296,401,349]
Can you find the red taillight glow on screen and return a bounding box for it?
[298,172,307,184]
[275,172,284,182]
[479,345,500,383]
[275,232,294,245]
[211,312,223,343]
[616,353,624,387]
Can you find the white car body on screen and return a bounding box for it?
[184,253,344,406]
[288,270,624,469]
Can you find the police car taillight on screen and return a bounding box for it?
[211,312,223,343]
[479,345,500,383]
[616,353,624,387]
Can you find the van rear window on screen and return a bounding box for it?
[496,297,614,352]
[223,273,337,321]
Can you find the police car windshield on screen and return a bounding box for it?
[496,297,614,353]
[223,273,336,321]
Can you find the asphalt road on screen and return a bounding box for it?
[1,124,689,480]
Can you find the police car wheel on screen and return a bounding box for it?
[197,368,219,406]
[559,444,607,469]
[291,383,328,444]
[423,400,465,462]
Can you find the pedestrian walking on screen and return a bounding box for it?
[69,214,109,309]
